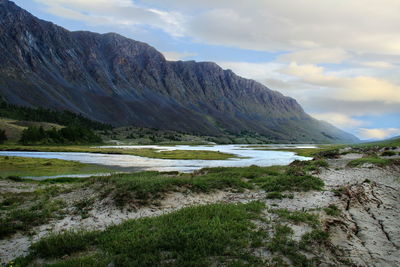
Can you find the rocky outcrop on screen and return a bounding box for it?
[0,0,358,143]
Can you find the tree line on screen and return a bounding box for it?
[19,125,102,145]
[0,100,112,130]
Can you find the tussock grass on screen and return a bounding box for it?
[381,151,396,157]
[347,157,392,167]
[90,165,324,207]
[18,202,267,266]
[259,174,324,192]
[324,204,341,217]
[0,189,65,238]
[90,171,253,206]
[271,209,320,227]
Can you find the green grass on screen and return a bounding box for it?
[17,202,267,266]
[259,174,324,192]
[2,164,325,211]
[287,159,329,176]
[266,192,285,199]
[381,151,397,156]
[299,229,329,248]
[347,157,392,167]
[123,148,237,160]
[251,145,343,158]
[89,165,324,207]
[0,156,112,177]
[88,165,324,207]
[356,137,400,148]
[0,145,236,160]
[271,209,320,227]
[324,204,341,217]
[90,171,253,207]
[0,187,66,238]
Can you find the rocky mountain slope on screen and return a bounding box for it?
[0,0,358,143]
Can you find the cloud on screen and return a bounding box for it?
[357,128,400,140]
[283,63,400,103]
[170,0,400,55]
[34,0,185,36]
[218,62,287,83]
[279,48,349,64]
[35,0,400,56]
[310,113,365,129]
[162,51,197,61]
[301,98,400,117]
[358,61,395,69]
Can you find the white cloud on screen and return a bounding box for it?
[279,48,349,64]
[358,128,400,140]
[162,51,197,61]
[34,0,185,36]
[357,61,395,69]
[310,113,365,129]
[174,0,400,55]
[218,62,287,83]
[283,63,400,103]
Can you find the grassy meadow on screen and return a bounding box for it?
[0,156,112,178]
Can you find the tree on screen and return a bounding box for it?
[0,129,7,144]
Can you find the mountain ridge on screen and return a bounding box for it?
[0,0,359,143]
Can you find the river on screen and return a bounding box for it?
[0,144,314,178]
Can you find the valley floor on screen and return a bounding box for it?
[0,150,399,266]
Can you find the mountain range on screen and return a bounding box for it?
[0,0,359,143]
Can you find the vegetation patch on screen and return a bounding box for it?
[271,209,320,227]
[252,145,342,158]
[347,157,392,168]
[0,187,65,238]
[0,156,112,177]
[200,165,324,193]
[324,204,341,217]
[16,202,267,266]
[90,171,252,207]
[287,159,329,176]
[381,151,396,157]
[116,148,237,160]
[260,174,324,192]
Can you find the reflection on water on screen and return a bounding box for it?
[0,144,314,178]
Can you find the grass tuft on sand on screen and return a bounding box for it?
[17,202,267,266]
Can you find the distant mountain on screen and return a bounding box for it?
[0,0,359,143]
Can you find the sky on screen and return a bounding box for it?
[13,0,400,140]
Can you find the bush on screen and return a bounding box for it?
[0,129,7,144]
[381,151,396,157]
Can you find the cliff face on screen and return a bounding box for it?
[0,0,358,143]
